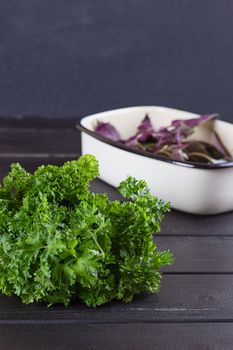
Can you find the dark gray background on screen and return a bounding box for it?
[1,1,233,121]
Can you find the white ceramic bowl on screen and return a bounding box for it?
[77,106,233,215]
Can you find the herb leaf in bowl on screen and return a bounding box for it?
[95,114,231,164]
[0,154,173,307]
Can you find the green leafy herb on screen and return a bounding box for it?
[0,154,173,307]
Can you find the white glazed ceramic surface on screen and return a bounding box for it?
[79,106,233,215]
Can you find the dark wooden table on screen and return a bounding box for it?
[0,118,233,350]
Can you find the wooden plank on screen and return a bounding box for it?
[0,118,78,129]
[161,210,233,236]
[156,236,233,272]
[0,127,80,154]
[0,323,233,350]
[0,275,232,323]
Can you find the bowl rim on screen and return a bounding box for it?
[77,107,233,170]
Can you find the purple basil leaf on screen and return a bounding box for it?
[123,115,155,146]
[123,134,140,147]
[95,121,121,141]
[153,127,184,149]
[172,114,217,128]
[94,112,230,165]
[137,115,155,142]
[153,114,217,151]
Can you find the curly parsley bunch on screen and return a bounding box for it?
[0,154,173,306]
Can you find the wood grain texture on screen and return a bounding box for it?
[161,210,233,236]
[0,323,233,350]
[0,126,80,154]
[0,275,232,323]
[157,236,233,272]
